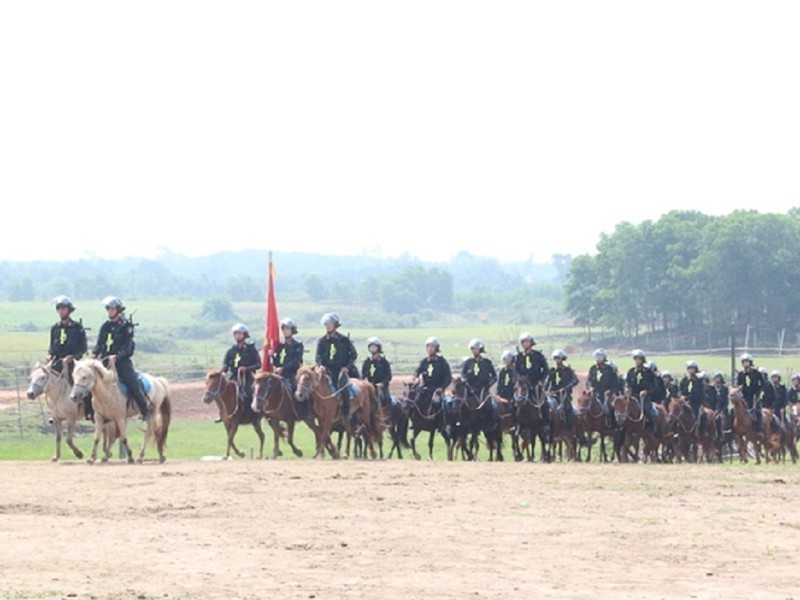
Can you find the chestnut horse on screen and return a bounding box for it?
[251,372,309,459]
[575,390,614,463]
[203,369,265,460]
[729,389,763,464]
[611,392,644,463]
[549,390,577,462]
[294,365,347,459]
[70,359,171,464]
[667,397,698,463]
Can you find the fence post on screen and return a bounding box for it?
[15,369,24,439]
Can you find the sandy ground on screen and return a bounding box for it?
[1,459,799,600]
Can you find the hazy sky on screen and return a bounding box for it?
[2,2,798,264]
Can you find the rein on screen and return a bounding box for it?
[206,376,238,420]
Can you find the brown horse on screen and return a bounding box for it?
[549,390,577,462]
[729,389,763,464]
[611,392,644,463]
[295,365,345,459]
[345,378,385,459]
[667,397,698,463]
[639,402,670,463]
[203,369,265,460]
[762,409,796,464]
[575,390,614,463]
[251,372,310,460]
[697,406,719,463]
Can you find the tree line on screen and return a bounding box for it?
[565,209,800,349]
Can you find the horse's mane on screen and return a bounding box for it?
[296,365,318,377]
[207,369,223,377]
[255,371,280,381]
[78,358,115,383]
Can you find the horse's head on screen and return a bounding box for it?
[514,378,531,402]
[295,366,320,403]
[204,369,225,405]
[575,389,594,413]
[612,394,630,426]
[70,360,97,403]
[450,376,467,408]
[728,387,746,410]
[26,363,50,400]
[252,372,276,412]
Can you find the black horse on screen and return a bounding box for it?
[447,376,504,461]
[375,383,410,459]
[404,382,451,460]
[513,378,552,462]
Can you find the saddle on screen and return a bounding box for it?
[118,372,152,399]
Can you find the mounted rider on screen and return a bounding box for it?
[515,332,548,389]
[625,349,657,434]
[788,374,800,407]
[495,350,516,404]
[587,348,618,427]
[222,323,261,409]
[736,353,764,433]
[271,318,304,393]
[315,313,359,416]
[679,360,705,417]
[91,296,150,422]
[647,361,667,408]
[362,336,392,405]
[769,370,787,423]
[661,371,679,403]
[546,349,578,399]
[461,339,497,401]
[48,295,91,421]
[412,337,452,406]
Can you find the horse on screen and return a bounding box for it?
[26,361,86,461]
[611,392,644,463]
[70,359,171,464]
[729,389,764,464]
[251,372,310,460]
[762,409,797,464]
[448,376,504,462]
[404,382,451,461]
[203,369,265,460]
[549,389,577,462]
[344,378,385,459]
[639,401,671,463]
[295,365,346,459]
[513,378,551,462]
[375,383,410,459]
[575,390,614,463]
[667,397,698,463]
[696,405,720,463]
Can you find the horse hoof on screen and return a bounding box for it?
[51,457,58,463]
[136,458,144,464]
[293,449,303,457]
[87,459,95,465]
[159,456,166,464]
[101,457,109,463]
[74,451,84,460]
[127,457,135,465]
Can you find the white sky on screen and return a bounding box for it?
[1,1,799,264]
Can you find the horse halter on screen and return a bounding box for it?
[204,374,226,401]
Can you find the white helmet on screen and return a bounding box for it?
[425,336,440,350]
[518,332,536,346]
[501,350,515,364]
[685,360,698,370]
[231,323,249,336]
[771,370,782,380]
[592,348,607,360]
[792,373,800,382]
[54,295,75,312]
[280,318,298,334]
[468,338,484,352]
[551,349,567,360]
[739,353,753,363]
[647,361,658,372]
[320,313,341,327]
[662,371,673,379]
[366,336,382,351]
[632,349,646,360]
[101,296,125,311]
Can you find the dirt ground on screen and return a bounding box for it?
[1,459,799,600]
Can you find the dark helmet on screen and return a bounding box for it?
[53,295,75,313]
[101,296,125,312]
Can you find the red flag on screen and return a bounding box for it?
[261,254,280,372]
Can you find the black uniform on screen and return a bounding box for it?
[496,366,515,402]
[222,340,261,403]
[679,375,705,416]
[736,368,763,409]
[271,339,304,391]
[664,381,680,402]
[650,372,667,406]
[414,355,452,402]
[515,349,548,387]
[49,317,89,417]
[771,382,787,420]
[712,384,729,413]
[761,381,777,410]
[588,362,618,401]
[93,316,149,418]
[363,355,392,403]
[461,356,497,398]
[788,387,800,405]
[546,364,578,397]
[626,365,656,399]
[316,332,359,380]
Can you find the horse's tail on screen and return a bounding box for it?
[154,387,171,458]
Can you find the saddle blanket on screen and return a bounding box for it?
[118,372,152,397]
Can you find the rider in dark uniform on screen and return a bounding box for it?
[47,295,90,420]
[769,370,787,423]
[271,318,304,393]
[679,360,705,417]
[661,371,679,405]
[736,353,764,433]
[461,338,497,400]
[788,374,800,407]
[222,323,261,408]
[91,296,150,421]
[547,349,578,428]
[515,332,548,388]
[413,336,452,405]
[495,350,516,404]
[587,348,618,428]
[626,349,657,433]
[315,313,359,415]
[362,336,392,405]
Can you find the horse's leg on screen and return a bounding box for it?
[228,422,246,459]
[269,418,282,460]
[410,425,422,460]
[66,419,84,460]
[52,418,63,462]
[428,428,435,460]
[118,420,134,465]
[285,419,303,458]
[88,418,104,464]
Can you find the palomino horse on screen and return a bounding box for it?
[295,365,345,459]
[611,392,645,463]
[27,361,86,461]
[513,378,551,462]
[404,382,451,461]
[70,359,171,464]
[448,377,504,462]
[203,369,265,459]
[575,390,614,463]
[251,372,309,460]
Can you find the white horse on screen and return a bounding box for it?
[70,359,172,464]
[27,362,87,461]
